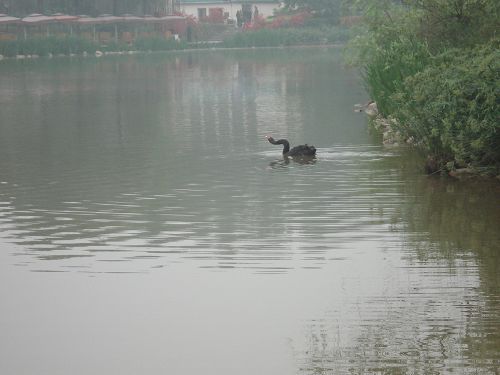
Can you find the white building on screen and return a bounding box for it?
[179,0,281,21]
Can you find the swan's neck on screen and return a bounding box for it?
[276,139,290,154]
[268,137,291,154]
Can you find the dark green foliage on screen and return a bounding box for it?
[222,26,350,48]
[0,35,189,57]
[133,36,187,51]
[353,0,500,172]
[283,0,342,23]
[392,40,500,170]
[99,40,133,52]
[363,35,430,116]
[0,36,98,57]
[408,0,500,51]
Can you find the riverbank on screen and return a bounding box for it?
[0,25,350,61]
[357,101,500,180]
[0,43,347,63]
[0,35,193,60]
[351,1,499,178]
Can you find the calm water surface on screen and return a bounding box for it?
[0,49,499,374]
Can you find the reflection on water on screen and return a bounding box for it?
[0,50,371,275]
[0,145,398,274]
[0,49,498,374]
[296,162,500,374]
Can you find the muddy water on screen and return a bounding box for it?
[0,49,499,374]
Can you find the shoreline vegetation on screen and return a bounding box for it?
[0,25,350,60]
[1,1,498,179]
[348,0,499,178]
[0,41,347,61]
[0,35,188,59]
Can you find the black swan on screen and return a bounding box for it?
[266,136,316,157]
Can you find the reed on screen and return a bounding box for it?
[362,35,430,117]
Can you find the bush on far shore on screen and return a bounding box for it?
[0,35,191,58]
[222,26,350,48]
[0,36,98,57]
[133,36,188,51]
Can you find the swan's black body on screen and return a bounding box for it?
[266,136,316,157]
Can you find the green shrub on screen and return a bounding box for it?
[0,40,18,57]
[363,35,431,117]
[195,23,230,42]
[133,36,187,51]
[323,26,350,43]
[392,40,500,170]
[349,0,499,172]
[0,36,99,57]
[222,26,348,48]
[66,36,98,54]
[0,35,190,57]
[100,40,132,52]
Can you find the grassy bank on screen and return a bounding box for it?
[223,26,350,48]
[0,36,98,57]
[392,41,499,174]
[352,0,500,176]
[0,26,350,59]
[0,35,191,58]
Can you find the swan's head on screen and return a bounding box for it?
[266,135,275,144]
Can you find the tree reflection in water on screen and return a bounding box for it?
[297,153,500,374]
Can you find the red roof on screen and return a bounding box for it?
[0,14,21,24]
[51,13,79,22]
[22,14,56,24]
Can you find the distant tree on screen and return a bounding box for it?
[283,0,342,20]
[407,0,500,48]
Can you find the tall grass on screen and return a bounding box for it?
[133,36,188,51]
[222,26,350,48]
[0,36,98,57]
[0,35,191,58]
[363,35,431,117]
[353,0,499,173]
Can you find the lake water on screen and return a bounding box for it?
[0,48,499,375]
